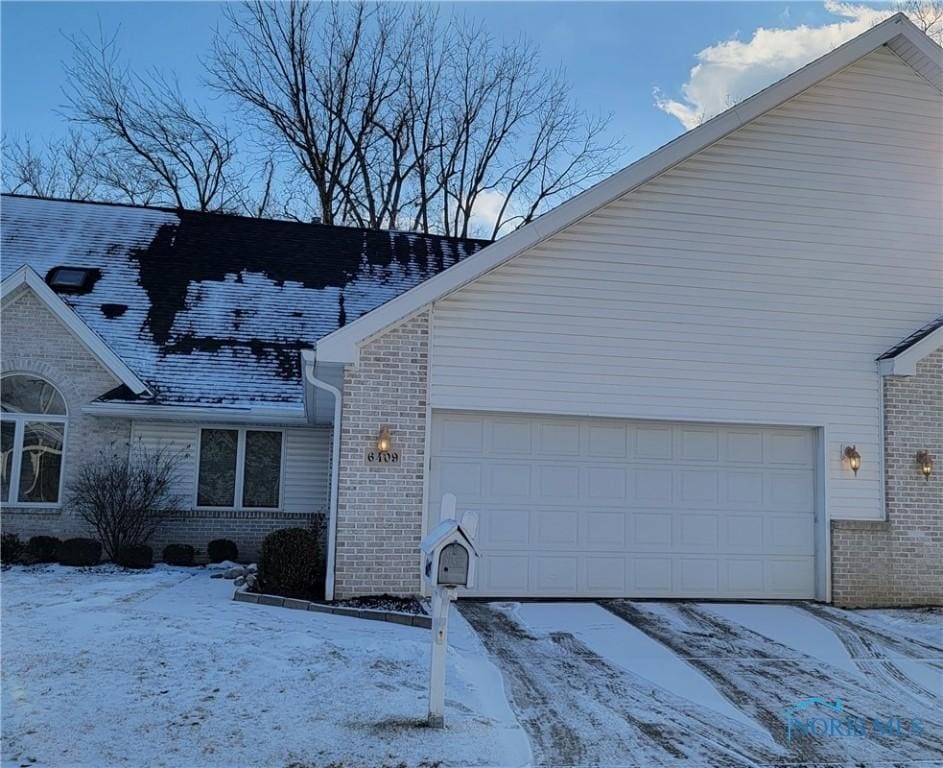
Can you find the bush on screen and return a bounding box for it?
[207,539,238,563]
[257,527,323,600]
[57,538,102,567]
[162,543,195,566]
[116,544,153,569]
[1,533,24,564]
[27,535,61,563]
[69,444,184,561]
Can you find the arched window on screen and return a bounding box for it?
[1,374,67,505]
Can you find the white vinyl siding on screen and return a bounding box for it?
[129,421,331,514]
[430,48,942,521]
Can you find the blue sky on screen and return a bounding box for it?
[2,1,893,169]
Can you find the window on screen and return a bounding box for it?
[45,266,99,293]
[197,428,283,509]
[1,375,67,505]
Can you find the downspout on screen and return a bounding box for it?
[302,349,342,601]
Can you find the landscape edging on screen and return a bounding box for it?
[233,589,432,628]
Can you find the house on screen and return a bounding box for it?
[0,198,485,560]
[2,14,940,608]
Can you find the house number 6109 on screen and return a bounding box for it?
[366,450,400,464]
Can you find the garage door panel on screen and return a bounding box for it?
[537,422,581,455]
[635,512,673,547]
[634,468,673,502]
[679,470,720,503]
[679,428,720,461]
[538,465,579,498]
[726,471,765,505]
[584,511,627,549]
[678,514,720,549]
[767,431,814,465]
[725,514,765,551]
[586,557,627,592]
[437,414,484,453]
[534,509,580,547]
[636,426,673,459]
[634,557,673,592]
[489,464,532,498]
[726,430,765,463]
[431,412,817,598]
[480,508,529,548]
[489,419,533,454]
[588,424,629,457]
[584,466,628,501]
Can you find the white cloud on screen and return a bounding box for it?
[468,189,526,239]
[655,2,895,130]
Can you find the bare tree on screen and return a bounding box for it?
[64,28,240,211]
[2,131,103,200]
[210,1,621,237]
[900,0,943,43]
[69,444,185,561]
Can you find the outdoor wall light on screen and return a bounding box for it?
[843,445,862,476]
[916,450,933,481]
[377,426,392,453]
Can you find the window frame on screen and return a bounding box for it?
[193,426,286,512]
[1,374,68,508]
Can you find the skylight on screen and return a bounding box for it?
[45,267,99,293]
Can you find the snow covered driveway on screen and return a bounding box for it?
[460,601,943,768]
[1,565,528,768]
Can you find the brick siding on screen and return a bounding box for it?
[2,289,131,540]
[2,287,322,563]
[333,312,429,598]
[832,347,943,607]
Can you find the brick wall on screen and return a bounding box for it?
[333,311,429,598]
[832,347,942,607]
[2,287,324,564]
[2,289,131,540]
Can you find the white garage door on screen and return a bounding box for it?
[429,412,817,599]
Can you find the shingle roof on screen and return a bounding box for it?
[0,195,486,411]
[877,315,943,360]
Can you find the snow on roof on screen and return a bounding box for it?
[0,195,486,410]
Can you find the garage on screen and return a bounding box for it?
[429,412,817,599]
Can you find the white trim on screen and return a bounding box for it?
[315,14,942,365]
[877,325,943,376]
[1,265,150,395]
[302,349,342,601]
[82,402,309,425]
[193,426,286,512]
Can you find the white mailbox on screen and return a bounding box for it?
[420,494,479,728]
[420,498,479,591]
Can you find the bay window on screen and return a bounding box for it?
[1,374,67,505]
[197,428,283,509]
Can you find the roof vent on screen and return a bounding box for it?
[45,266,100,293]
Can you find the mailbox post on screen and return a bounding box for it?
[420,493,478,728]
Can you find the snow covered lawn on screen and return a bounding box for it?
[1,565,528,768]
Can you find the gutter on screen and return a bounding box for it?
[82,402,309,425]
[302,349,342,601]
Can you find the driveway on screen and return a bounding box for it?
[460,600,943,768]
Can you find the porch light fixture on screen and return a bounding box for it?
[377,426,392,453]
[843,445,862,476]
[916,450,933,481]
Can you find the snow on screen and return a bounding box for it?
[1,565,528,768]
[702,602,858,674]
[512,602,756,728]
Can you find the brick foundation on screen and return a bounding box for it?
[832,347,942,607]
